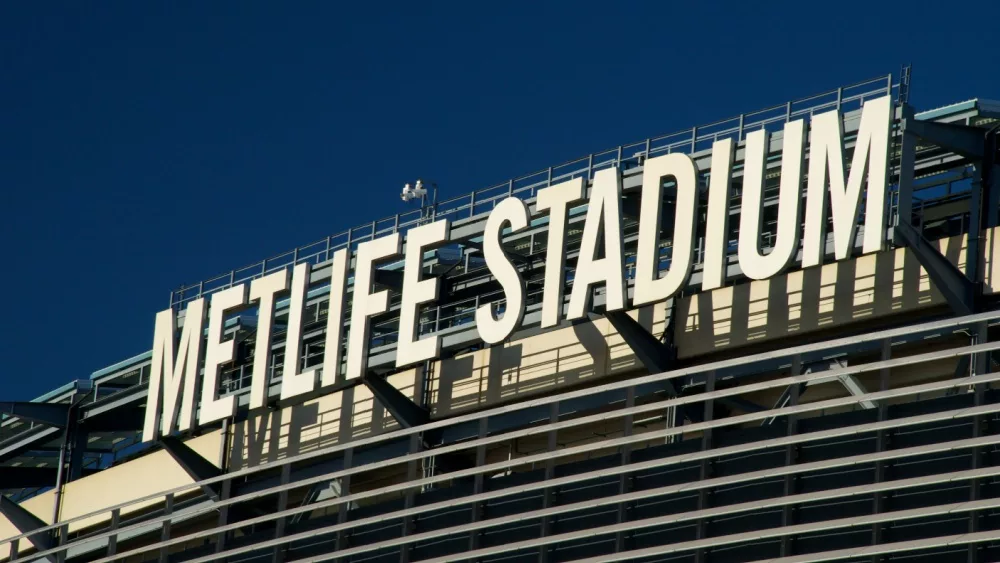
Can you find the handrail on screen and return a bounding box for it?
[168,75,897,309]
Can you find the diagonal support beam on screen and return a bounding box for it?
[894,220,977,316]
[903,118,986,160]
[605,310,677,394]
[0,496,55,556]
[835,373,878,410]
[361,373,430,429]
[159,436,223,501]
[0,402,69,427]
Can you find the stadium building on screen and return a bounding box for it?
[4,68,1000,563]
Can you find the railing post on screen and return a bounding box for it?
[470,191,476,218]
[786,101,792,122]
[508,179,514,196]
[394,213,400,233]
[738,114,744,142]
[836,87,843,111]
[159,493,173,563]
[616,145,622,167]
[107,507,120,557]
[691,126,697,152]
[547,166,553,187]
[587,154,593,180]
[644,138,651,162]
[293,247,299,264]
[229,271,235,287]
[326,235,332,261]
[198,281,204,299]
[8,538,17,561]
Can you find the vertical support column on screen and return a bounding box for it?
[896,106,917,231]
[273,464,292,563]
[468,418,489,552]
[55,524,68,563]
[968,171,985,288]
[106,508,120,558]
[215,479,233,553]
[159,493,174,563]
[969,321,988,563]
[694,371,716,563]
[538,402,560,563]
[614,387,636,553]
[780,356,801,557]
[67,424,89,482]
[214,480,232,558]
[334,448,354,561]
[399,434,421,563]
[871,340,892,562]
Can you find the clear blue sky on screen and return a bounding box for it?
[1,2,998,400]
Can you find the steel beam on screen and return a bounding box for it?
[835,374,878,410]
[159,436,223,501]
[605,311,676,393]
[84,407,146,432]
[903,118,986,160]
[361,373,430,429]
[0,402,69,427]
[894,220,977,315]
[0,496,55,556]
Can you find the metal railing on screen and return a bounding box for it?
[169,75,898,309]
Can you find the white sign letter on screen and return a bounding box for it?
[199,284,248,426]
[633,153,698,307]
[568,167,626,320]
[476,197,530,344]
[248,269,289,410]
[536,177,584,327]
[142,299,205,442]
[702,138,734,290]
[738,120,805,280]
[397,219,451,367]
[802,95,892,267]
[346,233,401,379]
[280,263,317,401]
[321,249,350,387]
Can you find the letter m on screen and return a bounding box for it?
[802,95,893,267]
[142,299,206,442]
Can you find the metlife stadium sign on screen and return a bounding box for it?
[142,96,893,442]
